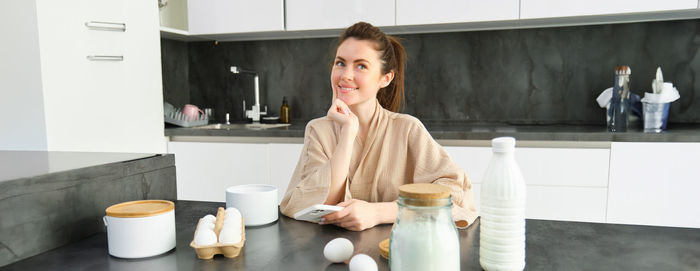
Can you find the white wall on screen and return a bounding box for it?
[0,0,48,151]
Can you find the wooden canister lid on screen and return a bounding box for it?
[105,200,174,218]
[378,238,389,260]
[398,183,450,200]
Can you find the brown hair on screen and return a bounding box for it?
[335,22,407,112]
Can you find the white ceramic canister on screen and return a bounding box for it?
[226,184,278,226]
[104,200,176,258]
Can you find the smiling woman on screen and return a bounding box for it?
[280,22,478,231]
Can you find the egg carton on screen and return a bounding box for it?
[164,109,209,128]
[190,207,245,259]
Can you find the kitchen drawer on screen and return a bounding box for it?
[470,184,607,223]
[525,186,607,223]
[445,146,610,187]
[85,0,126,22]
[607,142,700,228]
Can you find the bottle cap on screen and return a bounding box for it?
[491,137,516,152]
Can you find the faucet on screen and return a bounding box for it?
[231,66,267,122]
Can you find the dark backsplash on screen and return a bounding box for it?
[161,19,700,124]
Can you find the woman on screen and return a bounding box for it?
[280,22,478,231]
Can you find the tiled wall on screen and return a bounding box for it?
[162,19,700,124]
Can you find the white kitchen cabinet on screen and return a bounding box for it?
[607,142,700,228]
[187,0,284,34]
[526,186,607,222]
[285,0,394,31]
[444,146,610,187]
[169,141,270,202]
[159,0,189,31]
[268,143,304,203]
[445,146,610,222]
[520,0,698,19]
[396,0,519,26]
[1,0,165,153]
[466,181,607,223]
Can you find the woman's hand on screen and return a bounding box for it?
[320,199,381,231]
[327,98,359,136]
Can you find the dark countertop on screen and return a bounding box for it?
[3,200,699,270]
[165,121,700,142]
[0,151,158,182]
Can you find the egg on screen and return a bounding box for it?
[202,214,216,223]
[323,238,354,263]
[219,227,242,244]
[349,254,377,271]
[193,228,217,246]
[223,217,241,229]
[224,213,242,224]
[225,207,241,217]
[198,220,215,231]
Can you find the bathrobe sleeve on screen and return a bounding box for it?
[407,120,479,228]
[279,120,335,218]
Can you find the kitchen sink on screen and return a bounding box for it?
[192,123,291,130]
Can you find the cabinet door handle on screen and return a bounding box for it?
[86,55,124,61]
[84,21,126,32]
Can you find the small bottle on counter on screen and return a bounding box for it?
[280,96,290,124]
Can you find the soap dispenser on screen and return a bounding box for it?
[280,97,290,124]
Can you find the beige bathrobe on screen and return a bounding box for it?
[280,101,479,227]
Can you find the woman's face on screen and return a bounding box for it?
[331,38,393,108]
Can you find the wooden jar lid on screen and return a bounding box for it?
[378,238,389,260]
[398,183,450,200]
[106,200,174,218]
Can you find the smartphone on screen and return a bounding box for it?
[293,204,343,223]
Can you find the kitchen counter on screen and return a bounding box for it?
[0,151,156,182]
[3,200,698,270]
[165,121,700,142]
[0,151,176,267]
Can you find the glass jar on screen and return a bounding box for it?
[389,183,460,271]
[608,65,631,132]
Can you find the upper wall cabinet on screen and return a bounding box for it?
[187,0,284,34]
[285,0,394,31]
[521,0,698,19]
[396,0,519,25]
[12,0,167,153]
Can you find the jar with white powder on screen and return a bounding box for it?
[389,183,460,271]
